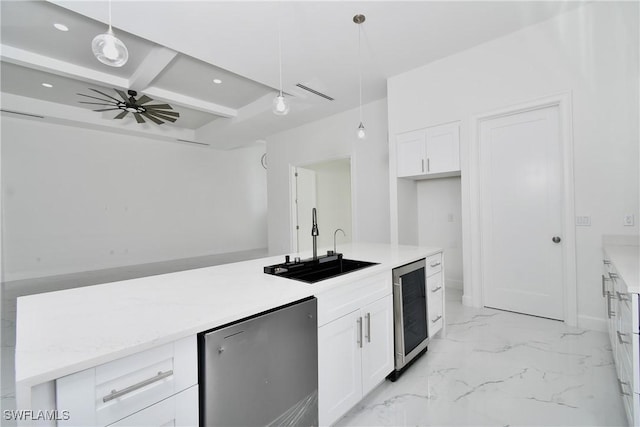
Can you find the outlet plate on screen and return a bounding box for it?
[576,216,591,226]
[624,214,635,226]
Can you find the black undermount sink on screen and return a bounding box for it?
[264,253,378,283]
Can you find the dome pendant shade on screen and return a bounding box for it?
[92,27,128,67]
[272,93,290,116]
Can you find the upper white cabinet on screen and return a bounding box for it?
[396,122,460,179]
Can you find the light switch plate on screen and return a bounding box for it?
[624,214,634,226]
[576,216,591,226]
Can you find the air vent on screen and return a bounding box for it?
[0,109,44,119]
[176,139,210,146]
[295,84,334,101]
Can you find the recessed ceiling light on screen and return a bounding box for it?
[41,83,53,88]
[213,79,222,84]
[54,23,69,32]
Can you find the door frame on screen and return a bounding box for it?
[467,92,577,326]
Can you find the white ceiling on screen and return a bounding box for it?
[0,0,584,149]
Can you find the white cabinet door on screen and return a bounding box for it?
[425,123,460,174]
[318,310,363,426]
[396,129,426,177]
[361,295,394,395]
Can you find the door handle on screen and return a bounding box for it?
[366,312,371,343]
[357,316,363,348]
[552,236,561,243]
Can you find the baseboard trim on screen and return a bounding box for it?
[577,314,607,332]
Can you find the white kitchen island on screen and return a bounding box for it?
[14,243,443,426]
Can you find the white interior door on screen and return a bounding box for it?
[480,105,564,320]
[292,167,316,253]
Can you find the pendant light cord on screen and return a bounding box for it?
[108,0,113,30]
[358,23,363,123]
[278,6,283,97]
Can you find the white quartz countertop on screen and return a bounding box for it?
[15,243,440,389]
[603,242,640,294]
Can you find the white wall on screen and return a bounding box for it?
[388,2,639,327]
[267,99,390,255]
[1,116,268,281]
[417,177,463,290]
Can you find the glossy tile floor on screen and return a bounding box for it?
[336,289,627,427]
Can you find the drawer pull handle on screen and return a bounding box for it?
[430,262,441,268]
[618,379,631,396]
[609,272,619,280]
[102,370,173,403]
[601,275,611,297]
[603,259,611,265]
[607,291,615,318]
[431,315,442,323]
[617,331,630,345]
[616,291,630,302]
[431,286,443,293]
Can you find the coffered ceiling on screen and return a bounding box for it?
[0,0,583,149]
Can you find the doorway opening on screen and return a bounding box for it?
[290,158,352,255]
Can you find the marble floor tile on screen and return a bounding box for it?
[336,289,627,427]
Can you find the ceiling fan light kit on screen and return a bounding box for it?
[78,88,179,125]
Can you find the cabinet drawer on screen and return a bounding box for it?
[317,272,391,327]
[428,288,443,335]
[427,271,443,293]
[56,336,197,427]
[426,253,442,277]
[108,384,198,427]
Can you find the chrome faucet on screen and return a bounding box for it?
[333,228,346,255]
[311,208,319,260]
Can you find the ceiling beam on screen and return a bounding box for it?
[143,86,237,118]
[0,44,128,90]
[128,46,179,91]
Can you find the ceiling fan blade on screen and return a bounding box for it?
[133,113,145,124]
[146,108,179,117]
[93,108,122,112]
[79,101,116,106]
[89,88,123,103]
[143,104,173,110]
[141,112,164,125]
[145,110,178,123]
[114,89,130,102]
[114,110,128,119]
[78,93,118,104]
[136,95,153,105]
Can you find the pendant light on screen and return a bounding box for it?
[272,6,290,115]
[354,14,366,139]
[92,0,128,67]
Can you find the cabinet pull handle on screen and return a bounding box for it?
[617,331,629,345]
[616,291,630,302]
[427,158,430,172]
[607,291,615,318]
[618,379,631,396]
[357,317,363,348]
[421,159,425,173]
[366,313,371,343]
[602,275,610,297]
[430,261,441,268]
[603,259,611,265]
[431,315,442,323]
[609,272,618,280]
[431,286,442,293]
[102,370,173,403]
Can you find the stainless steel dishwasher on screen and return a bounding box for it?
[199,297,318,426]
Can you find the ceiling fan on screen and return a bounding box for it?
[78,88,179,125]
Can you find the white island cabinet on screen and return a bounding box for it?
[602,236,640,426]
[15,243,443,427]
